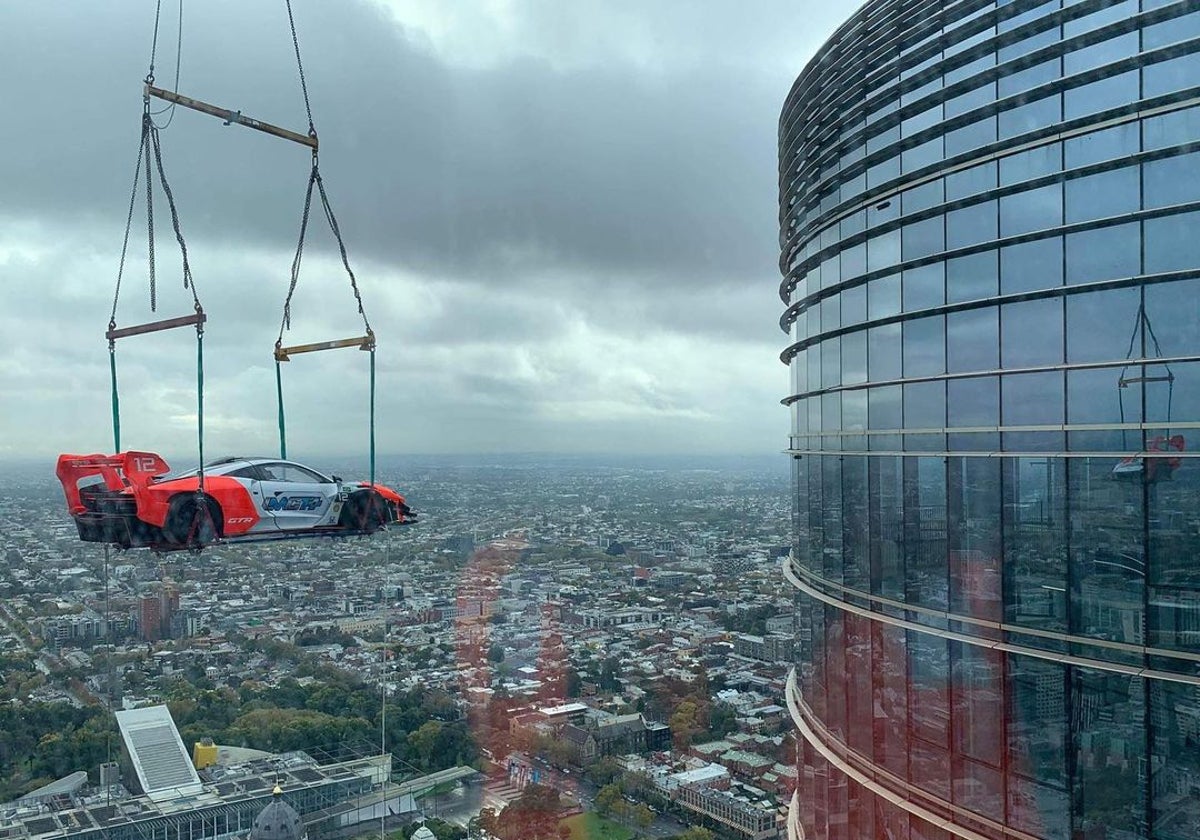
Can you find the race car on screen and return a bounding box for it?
[56,451,415,550]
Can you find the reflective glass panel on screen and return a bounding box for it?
[1066,286,1142,364]
[948,307,999,373]
[1000,184,1063,236]
[1002,297,1064,368]
[947,250,999,303]
[903,314,945,377]
[1064,166,1140,224]
[903,263,945,311]
[1001,236,1063,294]
[1064,222,1141,285]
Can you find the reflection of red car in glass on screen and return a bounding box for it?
[56,451,414,550]
[1111,434,1185,483]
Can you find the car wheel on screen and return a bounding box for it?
[165,495,222,547]
[339,490,390,533]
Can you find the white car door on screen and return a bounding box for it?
[255,462,338,530]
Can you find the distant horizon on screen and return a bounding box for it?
[8,449,791,473]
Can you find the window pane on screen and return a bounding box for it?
[1065,33,1137,75]
[1145,210,1200,274]
[1000,95,1062,141]
[1143,151,1200,210]
[842,284,867,326]
[840,242,867,281]
[948,377,998,427]
[1002,298,1064,368]
[946,115,998,156]
[948,307,999,373]
[868,274,902,319]
[1064,123,1139,168]
[869,323,903,381]
[902,179,945,214]
[902,216,945,259]
[843,329,868,385]
[946,161,997,200]
[1144,277,1200,357]
[1003,371,1064,426]
[1000,143,1061,186]
[868,384,902,429]
[1001,237,1063,294]
[1144,52,1200,98]
[946,200,998,249]
[1143,105,1200,152]
[1066,286,1142,363]
[1065,222,1141,285]
[903,136,944,173]
[868,229,902,272]
[822,335,842,388]
[1000,184,1063,236]
[903,263,945,311]
[947,251,998,303]
[904,315,945,377]
[1064,166,1140,224]
[905,380,945,429]
[1143,9,1200,49]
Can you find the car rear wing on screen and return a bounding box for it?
[56,452,171,514]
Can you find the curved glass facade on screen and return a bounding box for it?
[779,2,1200,839]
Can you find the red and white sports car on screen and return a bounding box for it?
[56,451,414,550]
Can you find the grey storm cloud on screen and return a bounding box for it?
[1,0,787,285]
[0,0,850,458]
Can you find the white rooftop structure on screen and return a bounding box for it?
[538,702,588,717]
[115,704,203,801]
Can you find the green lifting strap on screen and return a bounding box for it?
[276,358,287,460]
[197,329,205,490]
[110,346,121,453]
[369,347,376,488]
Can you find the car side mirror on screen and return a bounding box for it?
[332,475,342,483]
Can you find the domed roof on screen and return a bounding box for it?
[248,785,304,840]
[411,825,436,840]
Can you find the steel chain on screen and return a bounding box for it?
[285,0,316,136]
[316,172,372,333]
[280,164,318,338]
[150,126,199,308]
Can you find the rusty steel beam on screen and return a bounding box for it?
[145,84,318,150]
[275,334,375,361]
[106,312,207,341]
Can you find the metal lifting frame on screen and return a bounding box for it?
[145,84,317,149]
[274,331,377,486]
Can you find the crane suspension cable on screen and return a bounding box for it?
[150,0,184,128]
[275,0,375,485]
[285,0,316,135]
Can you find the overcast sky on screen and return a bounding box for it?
[0,1,852,461]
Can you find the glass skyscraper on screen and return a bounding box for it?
[778,2,1200,838]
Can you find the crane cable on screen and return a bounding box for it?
[109,0,206,498]
[276,0,377,488]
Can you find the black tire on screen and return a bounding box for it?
[339,490,390,533]
[165,495,222,547]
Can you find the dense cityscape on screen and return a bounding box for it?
[0,455,793,839]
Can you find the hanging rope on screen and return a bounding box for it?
[275,0,376,485]
[107,30,206,493]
